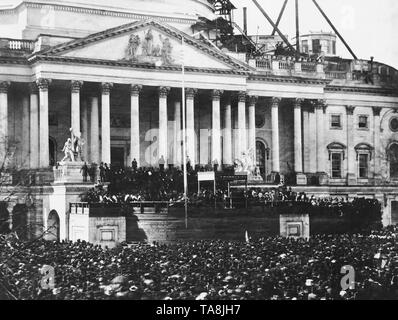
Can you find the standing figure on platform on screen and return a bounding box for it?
[81,162,89,182]
[70,128,85,162]
[61,138,74,162]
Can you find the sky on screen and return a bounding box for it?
[230,0,398,68]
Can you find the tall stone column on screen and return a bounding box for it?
[248,95,258,164]
[373,107,382,183]
[89,97,100,164]
[212,89,223,169]
[81,99,88,162]
[186,88,197,167]
[294,99,307,185]
[315,100,328,184]
[223,96,232,166]
[174,101,182,167]
[37,78,51,168]
[0,82,10,167]
[158,86,170,166]
[71,81,83,135]
[101,82,113,165]
[237,91,247,159]
[22,95,30,168]
[346,105,356,185]
[130,85,142,167]
[29,83,40,169]
[271,97,281,173]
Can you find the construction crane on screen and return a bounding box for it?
[250,0,358,60]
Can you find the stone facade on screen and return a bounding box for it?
[1,1,398,239]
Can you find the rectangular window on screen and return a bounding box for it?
[359,154,369,178]
[331,115,342,128]
[302,40,309,53]
[358,115,369,129]
[331,153,342,178]
[312,39,321,54]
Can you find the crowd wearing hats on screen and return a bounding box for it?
[1,226,398,300]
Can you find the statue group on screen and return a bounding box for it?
[234,149,263,181]
[61,128,85,163]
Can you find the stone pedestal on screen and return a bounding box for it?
[296,173,307,186]
[318,172,329,186]
[54,162,86,184]
[280,213,310,239]
[347,173,357,186]
[0,172,13,185]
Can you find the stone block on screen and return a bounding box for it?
[296,173,307,186]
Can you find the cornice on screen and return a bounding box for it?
[0,1,198,25]
[28,54,250,76]
[248,74,330,86]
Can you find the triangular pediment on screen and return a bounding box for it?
[39,20,251,73]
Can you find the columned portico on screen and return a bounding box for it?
[81,99,88,162]
[223,97,232,166]
[29,83,39,169]
[89,96,100,164]
[186,88,197,167]
[130,85,142,167]
[271,97,281,173]
[294,99,307,185]
[346,106,356,185]
[158,86,170,165]
[248,96,258,161]
[237,91,247,158]
[0,82,10,167]
[71,81,83,135]
[101,82,113,164]
[212,89,223,169]
[373,107,382,183]
[315,100,327,184]
[37,78,51,168]
[174,101,182,167]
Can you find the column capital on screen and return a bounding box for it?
[0,81,11,94]
[71,80,84,93]
[101,82,113,95]
[29,82,39,94]
[293,98,304,108]
[36,78,51,91]
[315,99,327,111]
[238,91,247,103]
[130,84,143,96]
[212,89,224,101]
[346,105,356,115]
[186,88,198,99]
[271,97,281,106]
[372,106,382,116]
[159,86,171,98]
[248,95,258,106]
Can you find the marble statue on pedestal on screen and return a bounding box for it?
[234,148,263,181]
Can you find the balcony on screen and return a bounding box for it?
[249,55,398,88]
[0,38,35,56]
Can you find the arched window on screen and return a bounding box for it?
[47,210,60,241]
[49,137,57,167]
[355,143,373,179]
[256,141,269,179]
[388,143,398,179]
[327,142,346,179]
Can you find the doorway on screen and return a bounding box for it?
[111,147,125,168]
[392,201,398,225]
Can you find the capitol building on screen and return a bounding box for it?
[1,0,398,240]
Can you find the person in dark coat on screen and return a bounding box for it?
[81,162,89,182]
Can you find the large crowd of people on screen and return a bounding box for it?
[1,226,398,300]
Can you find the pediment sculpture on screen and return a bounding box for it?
[125,28,174,66]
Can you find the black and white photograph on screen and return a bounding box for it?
[0,0,398,309]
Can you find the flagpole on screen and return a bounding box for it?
[181,36,188,229]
